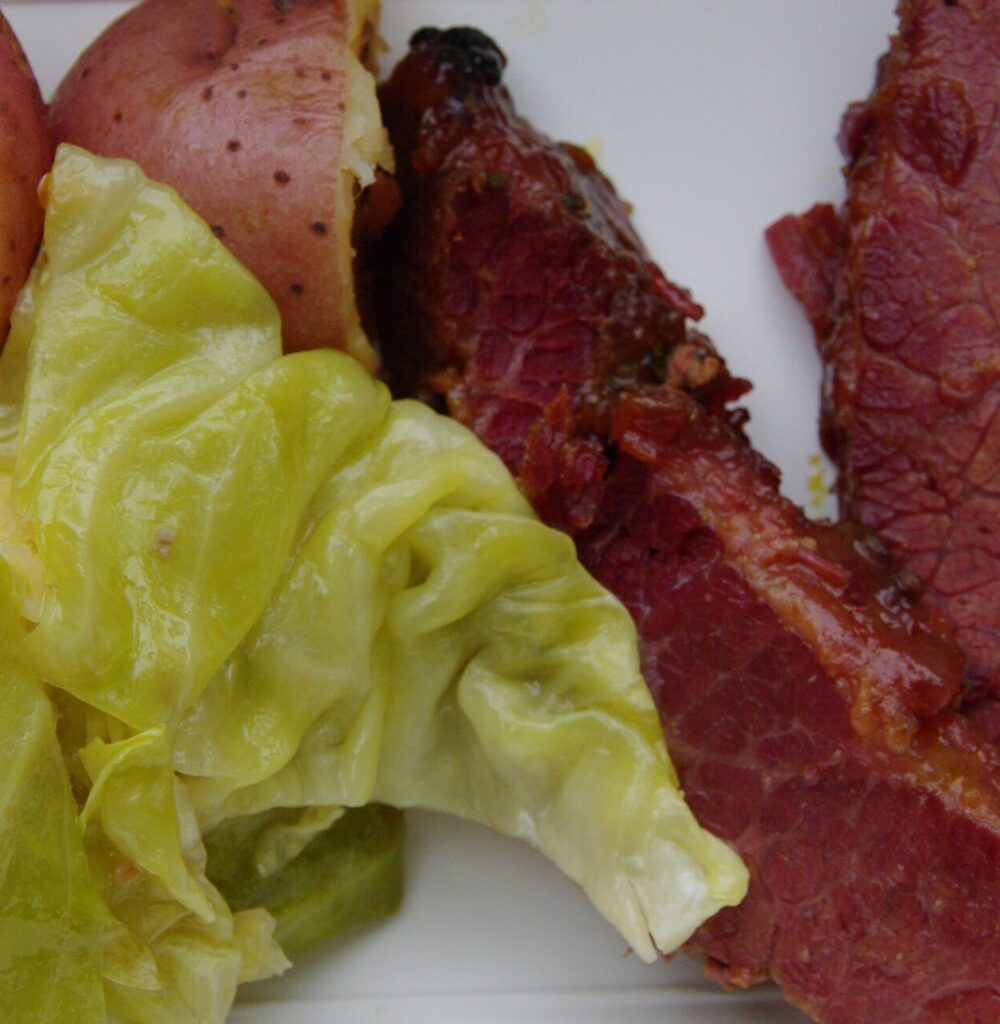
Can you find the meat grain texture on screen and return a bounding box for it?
[0,12,53,345]
[375,25,1000,1024]
[768,0,1000,696]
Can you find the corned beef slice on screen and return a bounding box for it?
[767,0,1000,694]
[374,26,1000,1024]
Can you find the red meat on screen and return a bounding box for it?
[767,0,1000,695]
[374,26,1000,1023]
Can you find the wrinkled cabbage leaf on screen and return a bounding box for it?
[0,145,747,1020]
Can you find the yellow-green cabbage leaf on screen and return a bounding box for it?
[0,657,106,1023]
[0,144,746,1018]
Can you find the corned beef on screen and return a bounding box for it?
[373,25,1000,1023]
[768,0,1000,697]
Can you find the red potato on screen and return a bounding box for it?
[0,13,53,346]
[49,0,391,371]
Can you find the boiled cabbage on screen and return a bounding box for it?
[0,145,747,1019]
[0,654,105,1023]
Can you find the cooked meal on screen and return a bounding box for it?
[0,3,746,1020]
[3,0,999,1022]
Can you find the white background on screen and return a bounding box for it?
[4,2,898,1021]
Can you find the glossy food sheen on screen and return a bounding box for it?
[0,12,52,346]
[767,0,1000,694]
[375,26,1000,1023]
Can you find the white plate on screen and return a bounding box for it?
[2,1,898,1021]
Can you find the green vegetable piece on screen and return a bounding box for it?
[0,655,106,1023]
[79,727,215,922]
[205,805,405,957]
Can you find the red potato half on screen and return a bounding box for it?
[49,0,391,370]
[0,13,53,346]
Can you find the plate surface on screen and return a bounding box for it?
[3,1,898,1021]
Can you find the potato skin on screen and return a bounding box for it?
[50,0,372,364]
[0,14,53,346]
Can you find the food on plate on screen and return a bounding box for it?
[48,0,393,370]
[0,144,747,1020]
[373,25,1000,1023]
[0,12,52,347]
[767,0,1000,697]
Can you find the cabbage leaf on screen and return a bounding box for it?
[0,145,747,1020]
[0,655,106,1023]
